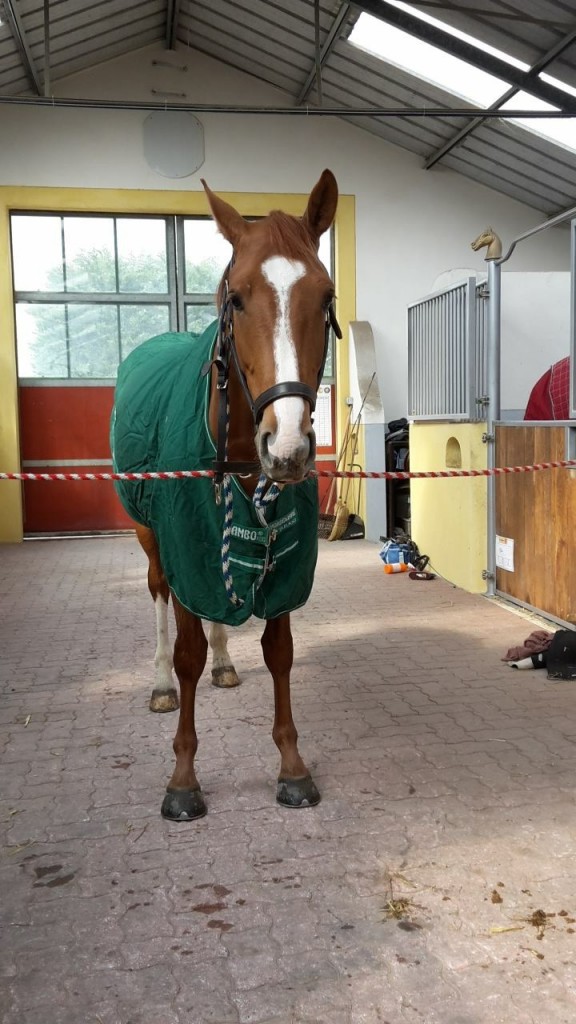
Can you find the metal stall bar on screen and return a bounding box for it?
[484,261,501,596]
[408,279,479,422]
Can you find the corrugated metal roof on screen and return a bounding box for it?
[1,0,576,214]
[180,0,343,95]
[419,0,576,81]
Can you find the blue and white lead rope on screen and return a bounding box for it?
[217,384,281,607]
[221,473,281,607]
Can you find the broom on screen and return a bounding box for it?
[327,435,355,541]
[327,373,376,542]
[318,403,354,539]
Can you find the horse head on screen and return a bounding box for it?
[202,170,339,483]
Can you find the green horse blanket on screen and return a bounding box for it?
[110,322,318,626]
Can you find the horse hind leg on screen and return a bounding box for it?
[150,591,179,712]
[162,597,208,820]
[135,523,179,713]
[208,622,240,688]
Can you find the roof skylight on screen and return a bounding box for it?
[349,12,509,106]
[348,3,576,155]
[377,0,529,72]
[502,91,576,152]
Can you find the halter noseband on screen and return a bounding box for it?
[203,260,342,495]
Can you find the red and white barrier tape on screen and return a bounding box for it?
[1,460,576,482]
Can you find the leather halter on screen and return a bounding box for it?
[202,260,342,493]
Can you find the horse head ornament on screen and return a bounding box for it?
[471,226,502,261]
[202,170,340,485]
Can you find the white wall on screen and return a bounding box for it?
[501,273,570,415]
[0,43,570,423]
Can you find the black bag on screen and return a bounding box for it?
[546,630,576,681]
[387,417,408,436]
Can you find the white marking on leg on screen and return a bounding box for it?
[262,256,306,458]
[153,596,174,693]
[209,622,233,672]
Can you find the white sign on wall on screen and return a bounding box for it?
[315,385,333,448]
[496,535,515,572]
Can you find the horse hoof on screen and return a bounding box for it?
[276,776,321,808]
[211,666,241,688]
[149,689,179,713]
[161,787,207,821]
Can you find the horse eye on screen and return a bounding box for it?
[230,293,244,312]
[323,293,335,312]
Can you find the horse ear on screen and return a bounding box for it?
[201,179,247,248]
[302,169,338,243]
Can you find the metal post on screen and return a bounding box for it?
[43,0,50,98]
[485,259,501,597]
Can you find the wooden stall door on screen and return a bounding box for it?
[20,382,338,535]
[19,384,133,533]
[495,424,576,622]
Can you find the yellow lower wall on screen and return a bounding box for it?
[410,422,488,593]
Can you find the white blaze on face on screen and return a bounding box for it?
[261,255,307,459]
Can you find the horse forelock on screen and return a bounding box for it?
[216,211,322,305]
[264,212,319,261]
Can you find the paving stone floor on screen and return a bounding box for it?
[1,535,576,1024]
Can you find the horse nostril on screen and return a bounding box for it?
[260,430,272,458]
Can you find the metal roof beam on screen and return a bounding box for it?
[3,0,43,95]
[425,22,576,169]
[351,0,576,115]
[166,0,182,50]
[403,2,569,30]
[0,96,573,118]
[297,2,352,105]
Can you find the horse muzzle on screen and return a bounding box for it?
[257,427,316,483]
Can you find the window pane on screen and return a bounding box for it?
[323,339,334,381]
[117,218,168,294]
[68,304,119,378]
[184,220,231,294]
[319,230,333,380]
[64,218,116,292]
[15,302,68,377]
[318,230,332,275]
[120,305,170,360]
[185,304,218,335]
[11,216,64,291]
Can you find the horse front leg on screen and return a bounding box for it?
[261,614,320,808]
[161,597,208,821]
[208,622,241,688]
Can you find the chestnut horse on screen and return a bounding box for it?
[111,170,340,820]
